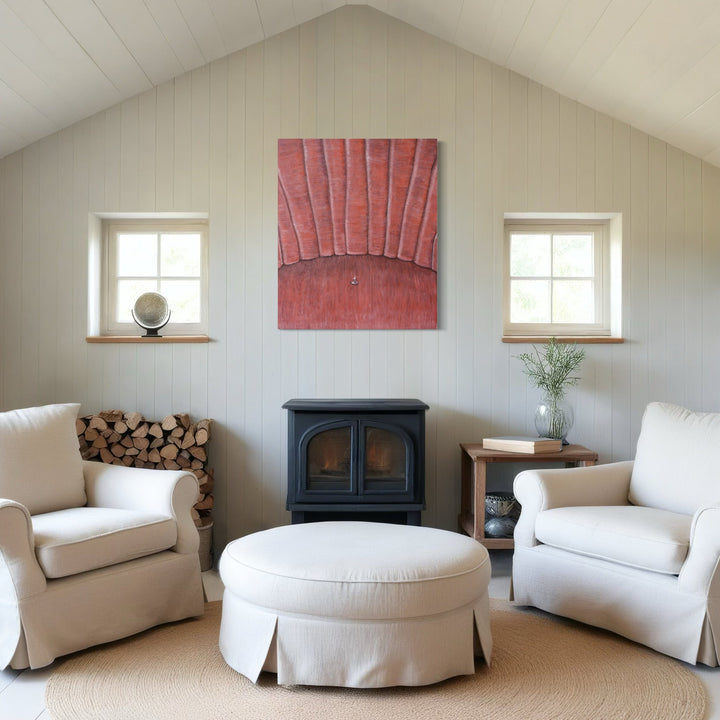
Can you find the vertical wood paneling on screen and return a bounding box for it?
[558,96,576,210]
[683,156,703,409]
[702,164,720,410]
[137,90,156,209]
[241,40,266,533]
[37,137,60,403]
[665,146,685,403]
[20,144,41,407]
[610,120,632,459]
[1,6,720,552]
[71,121,91,407]
[629,128,650,439]
[490,65,510,435]
[155,83,174,209]
[173,73,192,210]
[648,139,667,401]
[576,104,595,210]
[472,56,493,438]
[0,152,23,409]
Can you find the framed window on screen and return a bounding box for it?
[504,216,620,339]
[101,219,208,336]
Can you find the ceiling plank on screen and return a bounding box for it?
[256,0,299,38]
[208,0,266,58]
[528,0,612,89]
[453,0,505,60]
[91,0,186,85]
[45,0,152,95]
[0,0,118,96]
[173,0,226,64]
[556,0,654,98]
[369,0,463,46]
[144,0,206,71]
[292,0,346,26]
[504,0,569,77]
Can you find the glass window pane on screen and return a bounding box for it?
[160,280,201,323]
[160,234,201,277]
[510,279,550,323]
[116,279,158,323]
[117,234,158,277]
[553,234,593,277]
[510,234,551,277]
[553,280,595,323]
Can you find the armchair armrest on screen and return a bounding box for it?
[679,507,720,596]
[82,461,200,555]
[0,500,46,598]
[513,461,634,548]
[0,500,46,669]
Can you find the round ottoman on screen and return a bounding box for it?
[218,521,492,688]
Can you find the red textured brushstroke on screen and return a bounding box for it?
[366,139,390,255]
[278,139,319,261]
[414,155,438,269]
[277,180,299,266]
[399,139,436,262]
[303,139,334,257]
[344,139,368,255]
[384,139,417,258]
[323,139,347,255]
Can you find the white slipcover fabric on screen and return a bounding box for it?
[0,403,204,670]
[535,505,691,575]
[31,507,177,578]
[512,402,720,666]
[0,404,86,514]
[219,521,492,688]
[630,402,720,513]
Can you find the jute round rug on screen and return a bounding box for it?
[46,600,705,720]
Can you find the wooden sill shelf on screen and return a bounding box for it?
[86,336,209,344]
[502,336,625,344]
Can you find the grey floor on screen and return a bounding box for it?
[1,552,719,719]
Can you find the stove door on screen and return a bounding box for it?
[298,421,356,497]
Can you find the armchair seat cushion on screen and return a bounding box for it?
[535,505,692,575]
[32,507,177,579]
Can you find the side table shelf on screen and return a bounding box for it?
[459,442,598,549]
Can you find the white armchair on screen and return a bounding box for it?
[0,403,204,670]
[512,402,720,666]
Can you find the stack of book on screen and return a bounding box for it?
[482,436,562,454]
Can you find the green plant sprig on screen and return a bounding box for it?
[516,337,585,402]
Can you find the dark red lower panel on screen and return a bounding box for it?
[278,255,437,329]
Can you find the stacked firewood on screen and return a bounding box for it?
[76,410,213,526]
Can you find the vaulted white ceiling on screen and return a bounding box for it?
[2,0,720,166]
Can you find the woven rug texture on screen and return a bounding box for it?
[45,600,706,720]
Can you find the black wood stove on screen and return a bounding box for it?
[283,399,428,525]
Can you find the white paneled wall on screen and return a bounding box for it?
[2,6,720,553]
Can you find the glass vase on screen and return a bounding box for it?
[534,395,574,444]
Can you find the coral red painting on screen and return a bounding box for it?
[278,138,437,329]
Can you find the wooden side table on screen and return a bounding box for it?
[459,442,599,549]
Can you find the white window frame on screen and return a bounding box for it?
[503,214,622,339]
[97,217,209,337]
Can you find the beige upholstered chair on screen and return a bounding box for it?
[0,403,204,670]
[513,402,720,665]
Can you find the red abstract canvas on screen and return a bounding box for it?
[278,139,438,329]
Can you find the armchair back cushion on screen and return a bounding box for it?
[629,402,720,515]
[0,404,86,514]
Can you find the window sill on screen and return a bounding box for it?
[86,335,209,344]
[502,336,624,344]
